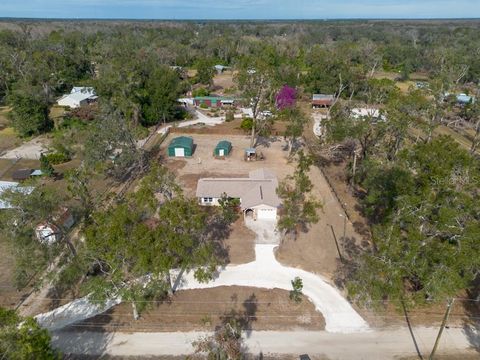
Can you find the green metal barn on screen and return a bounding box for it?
[168,136,194,157]
[214,140,232,157]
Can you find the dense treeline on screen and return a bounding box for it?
[2,20,480,104]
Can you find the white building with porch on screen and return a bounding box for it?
[196,168,280,220]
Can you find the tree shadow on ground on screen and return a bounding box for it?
[333,235,370,291]
[401,300,424,359]
[204,213,232,265]
[255,135,279,149]
[220,293,258,339]
[51,329,113,358]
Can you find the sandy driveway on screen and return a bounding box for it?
[157,109,249,135]
[175,243,369,333]
[36,221,367,334]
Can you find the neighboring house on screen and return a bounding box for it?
[312,94,335,108]
[57,87,98,109]
[35,207,75,245]
[214,140,232,158]
[167,136,194,157]
[11,169,42,181]
[0,181,34,209]
[194,96,235,108]
[196,168,281,220]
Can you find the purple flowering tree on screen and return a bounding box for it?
[276,85,297,110]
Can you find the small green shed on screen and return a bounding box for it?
[214,140,232,157]
[168,136,194,157]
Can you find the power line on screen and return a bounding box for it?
[4,295,480,303]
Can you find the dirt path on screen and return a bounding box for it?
[51,326,480,359]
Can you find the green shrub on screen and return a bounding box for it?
[225,110,234,122]
[240,117,253,131]
[45,152,70,164]
[192,88,210,97]
[199,103,208,109]
[40,153,55,177]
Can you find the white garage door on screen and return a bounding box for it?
[219,149,225,156]
[257,208,277,220]
[174,147,185,157]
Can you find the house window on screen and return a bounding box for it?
[208,197,213,202]
[203,197,213,203]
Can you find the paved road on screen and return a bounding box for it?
[51,326,479,359]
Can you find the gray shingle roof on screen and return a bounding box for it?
[196,168,280,209]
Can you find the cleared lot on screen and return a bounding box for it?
[71,286,325,332]
[162,132,355,279]
[162,133,294,266]
[162,133,295,196]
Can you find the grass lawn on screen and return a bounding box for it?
[0,127,21,154]
[0,106,10,127]
[396,80,416,93]
[408,125,478,155]
[372,70,400,81]
[0,159,41,181]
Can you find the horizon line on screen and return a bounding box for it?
[1,17,480,22]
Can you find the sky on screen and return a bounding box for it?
[0,0,479,20]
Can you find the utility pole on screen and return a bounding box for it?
[429,299,454,360]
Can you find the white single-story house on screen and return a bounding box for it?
[0,181,34,209]
[57,87,98,109]
[196,168,280,220]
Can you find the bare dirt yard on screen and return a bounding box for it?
[162,133,295,265]
[161,133,295,196]
[161,131,359,279]
[70,286,325,332]
[212,71,236,94]
[275,163,366,279]
[224,218,256,264]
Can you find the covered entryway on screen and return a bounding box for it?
[244,209,254,218]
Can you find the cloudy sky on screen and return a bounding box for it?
[1,0,479,19]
